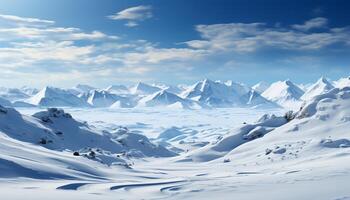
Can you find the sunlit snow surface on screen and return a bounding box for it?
[2,106,350,200]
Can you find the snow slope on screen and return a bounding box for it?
[0,97,12,107]
[301,77,334,100]
[262,80,304,109]
[252,81,270,94]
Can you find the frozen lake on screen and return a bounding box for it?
[17,107,284,139]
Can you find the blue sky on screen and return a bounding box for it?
[0,0,349,87]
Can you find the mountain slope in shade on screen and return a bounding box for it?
[130,82,161,95]
[27,86,90,107]
[262,80,304,109]
[252,81,270,94]
[301,77,334,100]
[0,97,12,107]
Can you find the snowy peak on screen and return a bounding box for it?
[182,79,272,107]
[138,90,191,108]
[131,82,161,95]
[262,80,304,109]
[301,77,334,100]
[183,79,242,107]
[28,86,89,107]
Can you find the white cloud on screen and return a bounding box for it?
[0,13,349,87]
[0,14,55,27]
[291,17,328,31]
[108,5,152,27]
[186,18,350,53]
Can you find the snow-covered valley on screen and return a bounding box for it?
[1,77,350,200]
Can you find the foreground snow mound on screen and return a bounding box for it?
[297,87,350,118]
[334,76,350,89]
[262,80,304,109]
[219,86,350,165]
[178,114,288,162]
[0,107,175,160]
[301,77,334,101]
[28,86,90,107]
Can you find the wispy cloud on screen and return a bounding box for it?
[108,5,152,27]
[185,18,349,53]
[291,17,328,31]
[0,14,54,27]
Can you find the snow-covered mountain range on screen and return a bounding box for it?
[0,79,349,199]
[0,76,348,110]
